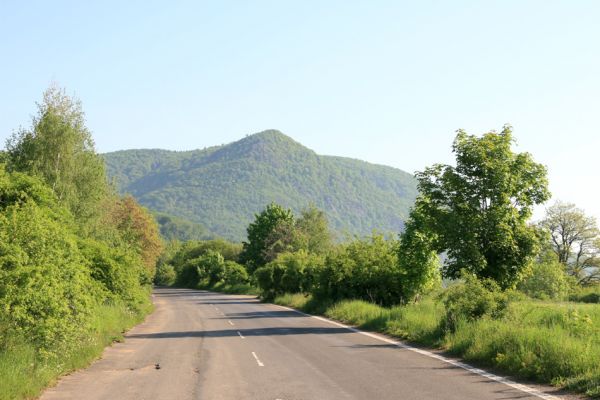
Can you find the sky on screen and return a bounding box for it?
[1,0,599,222]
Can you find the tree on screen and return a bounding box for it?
[540,201,600,285]
[6,85,108,228]
[295,205,333,255]
[403,126,550,288]
[241,203,294,272]
[108,196,164,276]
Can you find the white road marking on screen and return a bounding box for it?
[237,331,245,339]
[272,304,559,400]
[228,320,234,326]
[252,351,265,367]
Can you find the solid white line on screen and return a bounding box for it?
[237,331,245,339]
[252,351,265,367]
[228,320,234,326]
[272,304,559,400]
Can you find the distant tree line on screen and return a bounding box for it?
[163,125,599,306]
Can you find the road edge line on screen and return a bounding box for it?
[270,303,559,400]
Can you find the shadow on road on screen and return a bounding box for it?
[127,326,351,339]
[213,311,307,319]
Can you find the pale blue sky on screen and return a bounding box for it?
[1,1,599,221]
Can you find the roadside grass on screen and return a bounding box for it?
[274,294,600,398]
[0,301,152,400]
[204,282,261,296]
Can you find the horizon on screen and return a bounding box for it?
[2,1,599,222]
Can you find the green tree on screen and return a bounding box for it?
[295,205,333,255]
[6,86,108,229]
[107,195,163,277]
[241,203,294,272]
[404,126,550,288]
[540,201,600,285]
[517,251,571,300]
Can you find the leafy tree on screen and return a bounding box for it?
[404,126,550,288]
[295,205,333,255]
[396,201,442,302]
[107,195,163,276]
[241,203,294,272]
[540,201,600,285]
[6,86,107,228]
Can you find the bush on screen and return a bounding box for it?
[255,250,323,299]
[518,259,571,300]
[222,261,249,285]
[0,201,97,352]
[442,274,509,332]
[315,235,402,306]
[569,285,600,304]
[154,264,176,286]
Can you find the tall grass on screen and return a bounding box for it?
[274,294,600,398]
[0,301,152,400]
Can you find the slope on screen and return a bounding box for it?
[104,130,417,241]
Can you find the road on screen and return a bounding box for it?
[40,288,572,400]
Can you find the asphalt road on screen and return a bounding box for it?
[40,288,572,400]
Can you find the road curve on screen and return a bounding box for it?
[40,288,572,400]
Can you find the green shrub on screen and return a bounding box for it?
[0,200,98,352]
[154,264,176,286]
[442,274,509,331]
[222,261,249,285]
[315,234,403,306]
[255,250,323,299]
[569,285,600,304]
[518,259,571,300]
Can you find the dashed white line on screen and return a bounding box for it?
[237,331,245,339]
[252,351,264,367]
[272,304,559,400]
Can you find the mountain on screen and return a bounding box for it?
[103,130,418,241]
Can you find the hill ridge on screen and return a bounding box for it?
[104,130,417,241]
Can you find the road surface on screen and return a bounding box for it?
[41,288,572,400]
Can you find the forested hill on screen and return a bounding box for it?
[104,130,417,241]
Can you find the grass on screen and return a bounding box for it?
[202,282,261,296]
[0,301,152,400]
[273,293,600,398]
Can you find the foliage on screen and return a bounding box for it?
[0,86,156,400]
[315,234,404,306]
[106,195,163,276]
[153,211,212,241]
[154,264,176,286]
[517,252,572,300]
[0,201,97,351]
[255,250,324,299]
[294,205,334,255]
[6,86,107,229]
[103,130,417,241]
[442,274,509,332]
[79,238,148,309]
[540,201,600,285]
[569,285,600,304]
[409,126,550,288]
[396,200,442,303]
[241,202,294,271]
[174,249,248,288]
